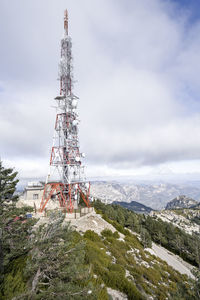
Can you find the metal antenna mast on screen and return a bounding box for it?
[40,10,90,212]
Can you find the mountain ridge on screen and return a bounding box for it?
[165,195,199,210]
[112,200,154,214]
[91,181,200,210]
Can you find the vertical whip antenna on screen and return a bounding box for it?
[64,9,68,35]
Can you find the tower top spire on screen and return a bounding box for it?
[64,9,68,35]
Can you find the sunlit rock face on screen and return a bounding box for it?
[165,195,198,210]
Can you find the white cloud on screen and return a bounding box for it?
[0,83,55,157]
[1,0,200,180]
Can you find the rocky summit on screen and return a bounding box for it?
[165,195,199,210]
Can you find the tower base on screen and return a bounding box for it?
[39,182,90,213]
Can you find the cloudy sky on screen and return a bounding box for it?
[1,0,200,181]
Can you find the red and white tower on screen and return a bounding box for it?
[40,10,90,212]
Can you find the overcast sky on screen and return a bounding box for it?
[1,0,200,181]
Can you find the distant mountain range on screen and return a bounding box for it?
[113,200,154,214]
[91,181,200,210]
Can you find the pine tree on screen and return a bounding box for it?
[0,161,18,276]
[21,212,99,299]
[140,227,152,248]
[0,161,31,295]
[0,160,19,215]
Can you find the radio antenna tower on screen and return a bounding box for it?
[40,10,90,212]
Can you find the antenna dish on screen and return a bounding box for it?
[72,120,78,126]
[72,99,77,108]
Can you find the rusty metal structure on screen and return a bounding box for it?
[40,10,90,212]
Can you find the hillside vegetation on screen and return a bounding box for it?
[1,162,200,299]
[0,202,200,299]
[94,200,200,268]
[1,207,199,300]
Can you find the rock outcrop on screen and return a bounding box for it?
[165,195,198,210]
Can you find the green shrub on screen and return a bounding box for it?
[85,240,111,268]
[84,230,101,242]
[101,229,121,240]
[94,208,102,215]
[105,236,116,244]
[108,263,125,276]
[101,229,113,238]
[111,221,131,236]
[93,261,108,278]
[103,271,144,300]
[142,267,161,285]
[125,235,142,250]
[113,231,120,239]
[2,256,28,300]
[97,287,109,300]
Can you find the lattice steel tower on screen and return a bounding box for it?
[40,10,90,212]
